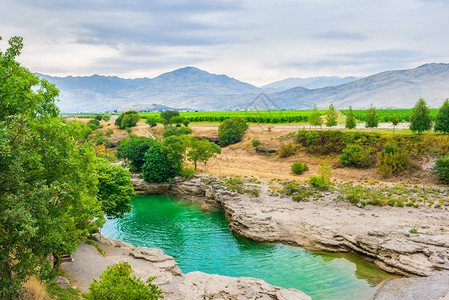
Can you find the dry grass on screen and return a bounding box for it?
[23,276,49,300]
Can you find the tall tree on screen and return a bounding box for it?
[160,110,179,125]
[390,114,400,134]
[365,104,379,130]
[187,137,221,170]
[0,36,104,297]
[325,103,338,127]
[409,98,432,134]
[308,104,323,128]
[434,99,449,134]
[345,105,356,129]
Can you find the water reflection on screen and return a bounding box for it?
[102,195,397,300]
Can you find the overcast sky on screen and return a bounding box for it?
[1,0,448,86]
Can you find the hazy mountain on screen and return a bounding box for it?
[38,67,261,113]
[265,63,449,110]
[261,76,360,93]
[41,63,449,113]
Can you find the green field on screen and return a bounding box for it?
[140,110,325,124]
[340,108,439,122]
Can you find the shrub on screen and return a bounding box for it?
[340,144,371,168]
[251,139,260,147]
[434,155,449,182]
[279,143,297,158]
[142,143,176,182]
[305,131,320,146]
[82,262,163,300]
[95,114,103,121]
[116,137,158,171]
[162,126,192,138]
[377,147,409,177]
[115,111,140,129]
[102,114,111,121]
[87,119,101,131]
[146,117,158,127]
[309,161,332,190]
[218,117,248,146]
[180,167,195,180]
[105,129,114,136]
[291,161,309,174]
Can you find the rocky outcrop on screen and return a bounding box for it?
[63,234,310,300]
[132,176,449,278]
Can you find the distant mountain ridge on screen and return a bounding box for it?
[39,63,449,113]
[261,76,360,93]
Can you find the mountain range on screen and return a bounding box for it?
[38,63,449,113]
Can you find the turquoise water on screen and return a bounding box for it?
[102,195,397,299]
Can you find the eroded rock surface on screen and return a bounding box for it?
[132,176,449,278]
[62,234,310,300]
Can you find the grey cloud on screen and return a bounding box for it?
[312,31,367,41]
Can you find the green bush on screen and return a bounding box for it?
[180,167,195,180]
[340,144,371,168]
[105,129,114,136]
[291,161,309,174]
[116,137,158,171]
[377,147,409,177]
[87,119,101,131]
[162,126,193,138]
[82,262,163,300]
[279,143,298,158]
[309,161,332,190]
[142,143,176,182]
[218,117,248,146]
[146,117,158,127]
[95,114,103,121]
[115,111,140,129]
[434,155,449,182]
[251,139,260,147]
[102,114,111,121]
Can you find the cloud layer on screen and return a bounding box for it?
[1,0,448,85]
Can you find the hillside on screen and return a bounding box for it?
[41,63,449,112]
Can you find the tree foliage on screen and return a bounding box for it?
[94,158,135,219]
[325,103,338,127]
[345,105,356,129]
[0,36,104,298]
[434,99,449,134]
[142,142,176,182]
[218,117,248,146]
[160,110,179,125]
[115,111,140,129]
[409,98,432,134]
[308,104,323,127]
[365,104,379,129]
[83,262,163,300]
[161,136,186,174]
[390,114,400,134]
[116,137,158,171]
[186,137,221,170]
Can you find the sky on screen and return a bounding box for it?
[1,0,448,86]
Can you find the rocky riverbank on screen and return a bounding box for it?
[62,233,309,300]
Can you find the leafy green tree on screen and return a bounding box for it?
[102,114,111,122]
[434,155,449,182]
[95,114,103,121]
[94,158,135,219]
[83,262,163,300]
[142,142,175,182]
[115,111,140,129]
[146,117,158,127]
[0,36,104,298]
[434,99,449,134]
[365,104,379,130]
[409,98,432,134]
[116,137,158,171]
[308,104,323,128]
[325,103,338,127]
[182,117,190,127]
[160,110,179,125]
[187,137,222,170]
[218,117,248,146]
[161,136,186,173]
[162,126,192,138]
[345,106,356,129]
[390,114,400,134]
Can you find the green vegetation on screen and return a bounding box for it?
[85,240,106,256]
[83,262,163,300]
[186,137,221,170]
[345,105,356,129]
[218,117,248,146]
[434,155,449,182]
[162,126,192,138]
[325,103,338,127]
[115,111,140,129]
[309,161,332,190]
[365,104,379,129]
[409,228,419,234]
[142,142,177,182]
[146,117,158,127]
[94,158,135,219]
[308,104,323,127]
[278,143,299,158]
[434,99,449,134]
[340,144,371,168]
[251,139,261,147]
[409,98,432,134]
[0,36,135,298]
[291,161,309,175]
[116,137,158,171]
